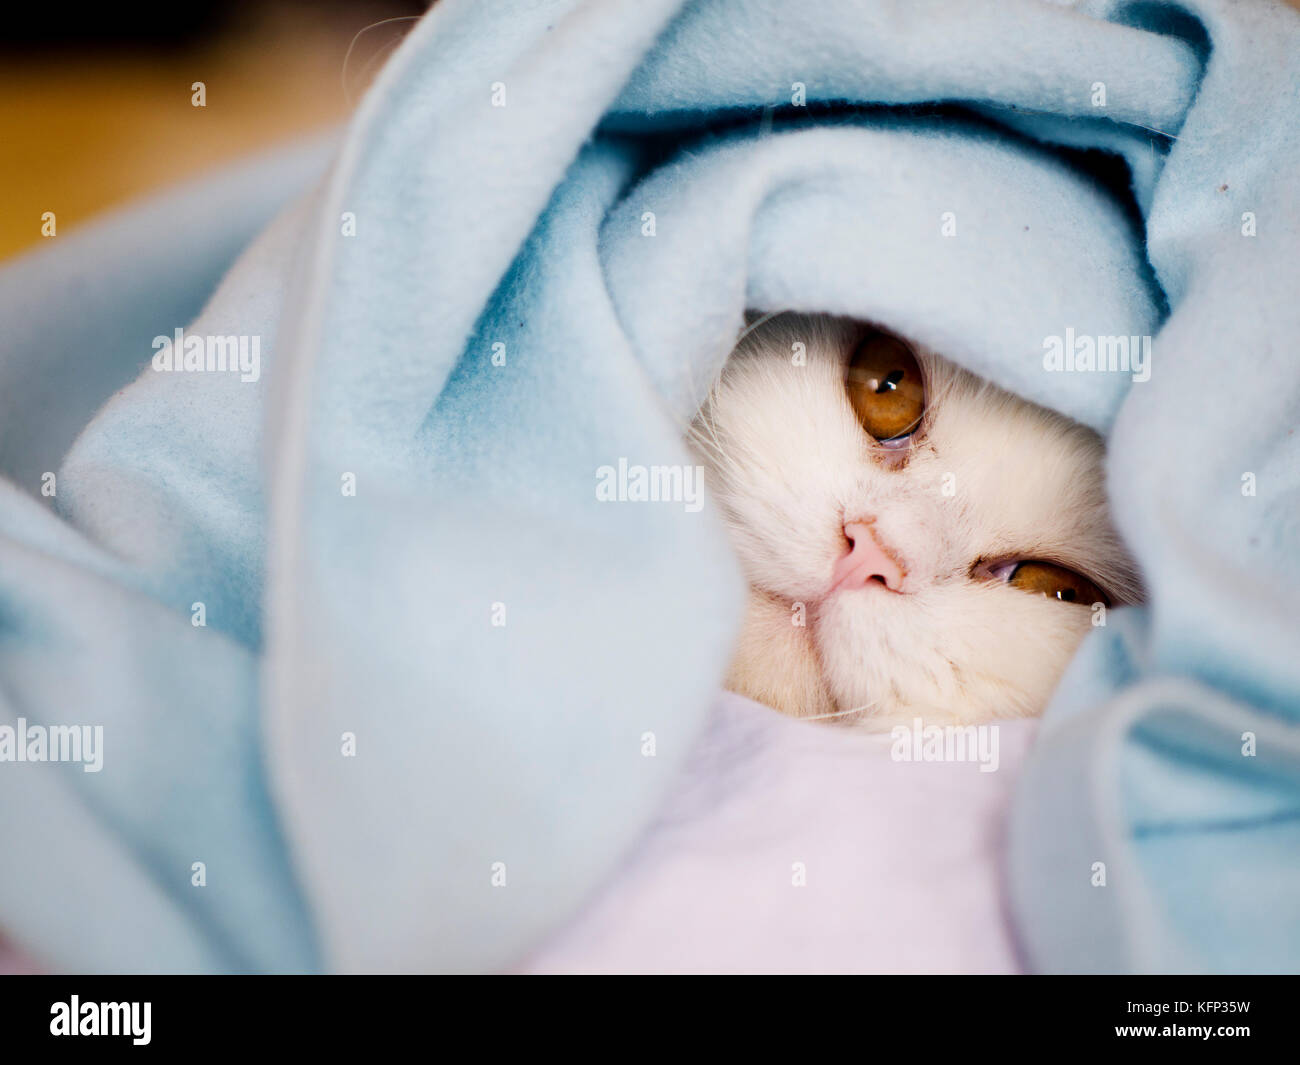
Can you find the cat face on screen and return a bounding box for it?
[690,312,1143,728]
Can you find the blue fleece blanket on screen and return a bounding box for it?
[0,0,1297,973]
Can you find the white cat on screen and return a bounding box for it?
[690,312,1143,728]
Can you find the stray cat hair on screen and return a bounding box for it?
[689,312,1143,729]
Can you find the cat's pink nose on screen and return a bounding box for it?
[830,521,906,593]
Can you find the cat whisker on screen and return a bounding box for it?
[341,16,423,106]
[794,706,876,722]
[734,309,785,347]
[688,407,746,480]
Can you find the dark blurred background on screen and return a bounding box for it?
[0,1,433,259]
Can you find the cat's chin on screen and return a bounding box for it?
[814,586,1068,727]
[723,585,904,728]
[726,582,1070,730]
[724,585,920,728]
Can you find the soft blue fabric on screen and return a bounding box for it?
[0,0,1295,973]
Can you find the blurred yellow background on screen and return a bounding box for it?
[0,1,424,260]
[6,0,1295,264]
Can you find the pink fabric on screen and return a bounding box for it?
[0,933,41,975]
[518,692,1036,974]
[1,694,1033,974]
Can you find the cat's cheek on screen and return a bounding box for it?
[725,589,835,719]
[812,595,905,720]
[721,512,853,605]
[943,595,1096,722]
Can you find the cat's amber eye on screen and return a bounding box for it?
[1007,561,1109,606]
[846,330,926,442]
